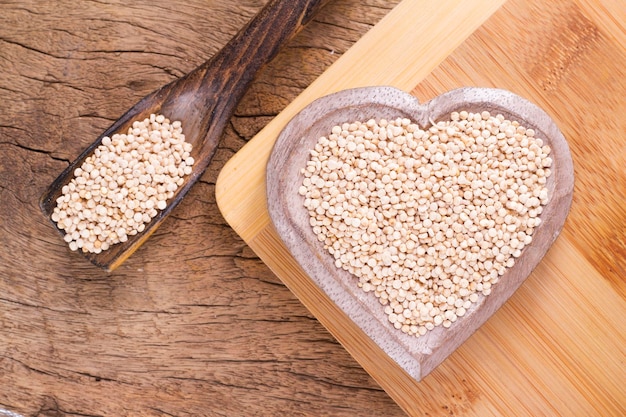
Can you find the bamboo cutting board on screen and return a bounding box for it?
[216,0,626,415]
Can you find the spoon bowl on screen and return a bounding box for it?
[40,0,328,271]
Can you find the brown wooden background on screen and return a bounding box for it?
[0,1,406,415]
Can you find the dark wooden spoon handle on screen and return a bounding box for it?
[196,0,330,115]
[158,0,331,169]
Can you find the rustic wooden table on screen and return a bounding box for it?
[0,1,404,415]
[2,0,625,416]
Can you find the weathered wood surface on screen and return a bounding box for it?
[0,1,403,416]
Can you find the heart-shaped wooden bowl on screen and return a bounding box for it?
[266,86,574,381]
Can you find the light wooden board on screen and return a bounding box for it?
[216,0,626,415]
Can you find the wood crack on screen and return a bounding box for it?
[0,297,91,315]
[1,141,70,164]
[0,37,66,60]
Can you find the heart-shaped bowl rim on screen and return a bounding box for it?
[266,86,574,381]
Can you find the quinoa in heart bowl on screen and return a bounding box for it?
[266,86,574,381]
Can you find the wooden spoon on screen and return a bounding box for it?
[39,0,329,271]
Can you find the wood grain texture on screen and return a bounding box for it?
[216,0,626,415]
[0,0,405,416]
